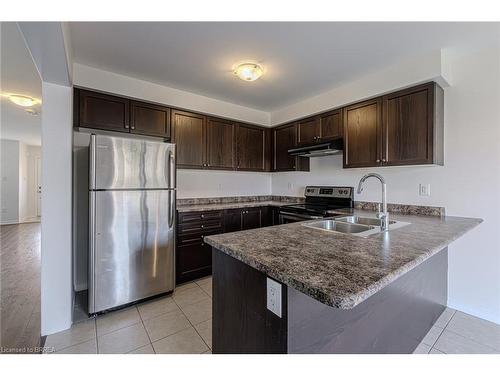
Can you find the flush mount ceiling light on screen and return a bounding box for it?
[8,94,39,107]
[233,63,264,82]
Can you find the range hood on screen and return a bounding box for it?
[288,138,343,158]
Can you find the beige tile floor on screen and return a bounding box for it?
[45,276,500,354]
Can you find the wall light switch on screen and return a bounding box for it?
[266,277,282,317]
[419,183,431,197]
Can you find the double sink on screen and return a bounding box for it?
[302,216,409,237]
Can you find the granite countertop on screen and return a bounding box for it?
[204,209,482,309]
[177,199,301,212]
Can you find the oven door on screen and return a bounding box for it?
[279,211,323,224]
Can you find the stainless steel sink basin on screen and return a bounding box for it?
[302,216,411,237]
[335,216,396,226]
[303,220,374,234]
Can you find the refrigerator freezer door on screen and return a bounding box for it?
[90,189,174,313]
[91,134,175,190]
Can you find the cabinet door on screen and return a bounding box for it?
[241,208,262,230]
[78,89,130,132]
[236,124,265,171]
[130,101,171,138]
[172,110,206,169]
[274,124,297,171]
[176,242,212,284]
[224,209,243,233]
[297,117,320,145]
[319,109,342,141]
[206,117,235,170]
[343,98,382,168]
[383,83,434,166]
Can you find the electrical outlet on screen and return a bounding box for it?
[266,277,282,317]
[419,184,431,197]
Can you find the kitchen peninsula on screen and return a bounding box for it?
[205,210,482,354]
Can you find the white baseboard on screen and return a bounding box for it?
[21,216,41,223]
[0,220,19,225]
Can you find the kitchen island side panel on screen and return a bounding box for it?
[288,247,448,354]
[212,248,287,354]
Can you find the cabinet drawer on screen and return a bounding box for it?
[177,229,221,246]
[178,219,223,235]
[178,210,223,224]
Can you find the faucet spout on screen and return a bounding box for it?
[356,173,389,231]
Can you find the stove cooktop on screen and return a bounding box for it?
[280,203,349,217]
[279,186,354,218]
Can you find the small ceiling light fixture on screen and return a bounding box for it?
[8,94,39,107]
[233,62,264,82]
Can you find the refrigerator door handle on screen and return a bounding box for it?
[168,150,175,229]
[168,150,176,189]
[89,134,96,190]
[168,189,176,229]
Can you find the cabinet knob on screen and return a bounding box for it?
[200,224,204,228]
[382,159,386,162]
[200,214,204,219]
[376,159,381,163]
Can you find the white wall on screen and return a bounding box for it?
[177,170,272,198]
[272,45,500,324]
[40,82,73,335]
[73,63,270,126]
[271,50,451,125]
[0,139,20,224]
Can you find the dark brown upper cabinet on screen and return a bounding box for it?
[130,101,171,138]
[206,117,235,170]
[319,109,342,141]
[343,82,443,168]
[236,124,266,171]
[382,82,443,166]
[297,117,320,145]
[172,110,206,169]
[273,123,310,172]
[343,98,383,168]
[297,109,342,146]
[78,89,130,132]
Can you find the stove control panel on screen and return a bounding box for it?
[305,186,353,199]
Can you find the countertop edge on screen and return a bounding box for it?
[205,217,482,309]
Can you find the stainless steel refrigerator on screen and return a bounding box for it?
[88,134,176,314]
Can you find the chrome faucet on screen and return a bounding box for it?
[357,173,389,231]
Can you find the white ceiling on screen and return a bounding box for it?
[1,23,42,146]
[69,22,498,112]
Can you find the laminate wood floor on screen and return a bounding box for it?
[0,223,41,354]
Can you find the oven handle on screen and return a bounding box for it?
[279,211,323,223]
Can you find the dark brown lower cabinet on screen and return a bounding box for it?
[176,211,223,284]
[177,206,277,284]
[223,209,244,233]
[241,208,262,230]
